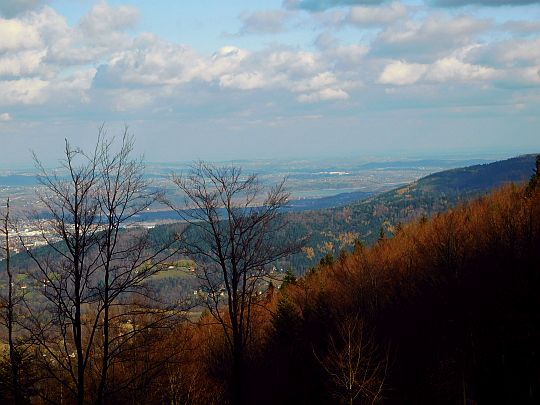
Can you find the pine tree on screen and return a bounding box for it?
[378,226,386,243]
[353,239,364,255]
[319,253,334,267]
[526,154,540,195]
[282,268,297,289]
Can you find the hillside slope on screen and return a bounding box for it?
[285,154,538,270]
[256,180,540,404]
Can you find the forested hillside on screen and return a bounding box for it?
[2,155,539,405]
[284,154,538,270]
[188,177,540,405]
[9,162,532,405]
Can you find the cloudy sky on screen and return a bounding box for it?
[0,0,539,166]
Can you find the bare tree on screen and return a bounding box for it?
[22,131,182,404]
[23,138,102,405]
[169,162,299,404]
[315,315,388,405]
[93,129,182,405]
[0,198,25,404]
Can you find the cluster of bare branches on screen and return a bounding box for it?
[315,315,388,405]
[0,198,34,404]
[1,134,301,405]
[167,162,301,404]
[12,127,185,404]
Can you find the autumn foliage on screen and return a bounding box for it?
[147,182,540,404]
[2,180,540,404]
[253,183,540,404]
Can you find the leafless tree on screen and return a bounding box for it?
[22,130,182,405]
[315,315,388,405]
[22,137,103,405]
[168,162,300,404]
[0,198,27,404]
[93,129,185,404]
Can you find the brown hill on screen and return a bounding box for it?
[256,181,540,404]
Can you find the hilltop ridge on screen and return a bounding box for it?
[283,153,538,269]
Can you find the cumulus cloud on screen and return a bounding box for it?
[379,61,428,85]
[0,2,143,107]
[95,35,207,87]
[95,35,358,104]
[79,1,139,37]
[496,39,540,64]
[372,14,491,60]
[220,71,271,90]
[0,78,49,105]
[378,57,497,85]
[0,49,46,77]
[0,17,41,51]
[426,57,497,81]
[467,38,540,66]
[428,0,540,7]
[1,0,539,117]
[0,0,362,110]
[0,0,48,18]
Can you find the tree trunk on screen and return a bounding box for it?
[96,266,110,405]
[232,340,243,405]
[5,198,21,404]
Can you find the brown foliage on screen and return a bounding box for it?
[262,184,540,404]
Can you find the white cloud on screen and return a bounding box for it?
[297,87,349,103]
[79,1,139,36]
[426,57,497,81]
[515,67,540,85]
[495,67,540,87]
[493,38,540,64]
[378,60,428,85]
[0,78,49,105]
[220,71,271,90]
[291,71,338,92]
[100,36,206,86]
[466,38,540,85]
[90,33,359,107]
[374,14,492,59]
[0,17,41,51]
[206,46,251,80]
[379,57,497,85]
[266,50,320,75]
[0,0,538,117]
[329,44,370,67]
[0,49,46,77]
[0,112,13,121]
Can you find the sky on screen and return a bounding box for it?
[0,0,539,167]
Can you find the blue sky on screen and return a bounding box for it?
[0,0,539,166]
